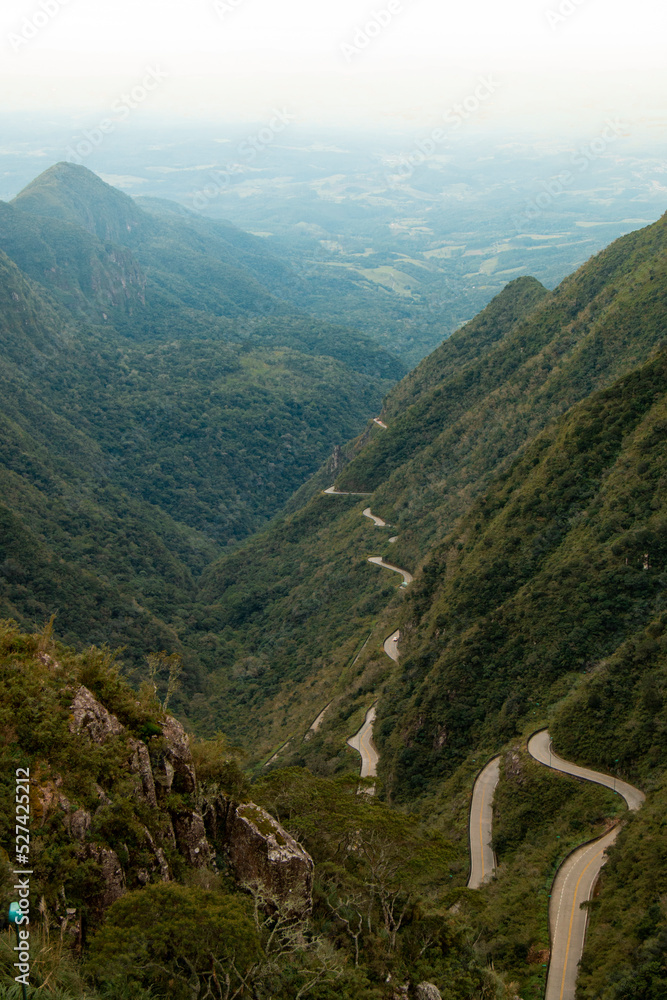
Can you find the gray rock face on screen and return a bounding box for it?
[173,810,213,867]
[128,737,158,807]
[415,986,443,1000]
[64,687,219,901]
[69,686,124,742]
[142,826,171,881]
[223,801,314,917]
[79,844,126,912]
[153,715,197,797]
[69,686,157,808]
[67,809,92,841]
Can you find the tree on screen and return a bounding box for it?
[86,883,261,1000]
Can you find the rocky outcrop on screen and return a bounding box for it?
[67,809,92,842]
[66,686,214,880]
[128,736,158,808]
[69,686,123,742]
[415,985,443,1000]
[78,844,126,912]
[69,686,157,807]
[142,827,171,882]
[152,715,197,798]
[221,801,314,917]
[173,810,213,868]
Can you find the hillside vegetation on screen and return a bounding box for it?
[196,213,667,757]
[0,164,401,665]
[2,164,667,997]
[0,620,509,1000]
[191,212,667,998]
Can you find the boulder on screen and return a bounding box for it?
[224,801,314,917]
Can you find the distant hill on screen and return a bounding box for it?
[0,165,402,663]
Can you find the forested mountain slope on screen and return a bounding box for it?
[192,212,667,999]
[0,165,401,665]
[197,213,667,755]
[2,164,667,998]
[5,163,404,383]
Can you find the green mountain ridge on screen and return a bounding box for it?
[189,211,667,997]
[195,214,667,756]
[2,162,667,998]
[0,165,401,670]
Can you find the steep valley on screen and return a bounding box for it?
[1,165,667,1000]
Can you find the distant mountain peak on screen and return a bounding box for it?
[11,161,146,245]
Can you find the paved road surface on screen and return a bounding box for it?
[347,705,379,791]
[467,757,501,889]
[321,468,410,783]
[545,826,621,1000]
[323,486,372,496]
[384,629,401,662]
[363,507,389,527]
[528,730,645,1000]
[528,730,645,810]
[368,557,413,587]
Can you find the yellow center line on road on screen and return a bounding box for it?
[558,844,606,1000]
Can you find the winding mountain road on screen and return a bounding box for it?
[384,629,401,663]
[323,486,372,496]
[347,705,379,786]
[528,730,645,810]
[367,557,413,587]
[466,733,645,998]
[320,435,645,996]
[467,756,501,889]
[527,730,645,1000]
[363,507,389,527]
[321,464,412,782]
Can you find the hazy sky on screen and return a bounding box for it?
[1,0,665,128]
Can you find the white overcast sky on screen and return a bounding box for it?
[0,0,665,129]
